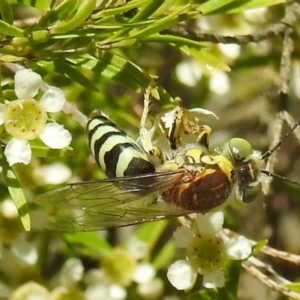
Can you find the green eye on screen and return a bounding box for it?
[228,138,253,161]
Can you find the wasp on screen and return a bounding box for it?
[35,100,300,231]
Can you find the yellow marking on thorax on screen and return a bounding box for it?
[202,155,234,183]
[184,148,203,163]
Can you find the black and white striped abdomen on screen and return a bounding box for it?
[87,112,155,178]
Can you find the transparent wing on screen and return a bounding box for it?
[35,171,191,231]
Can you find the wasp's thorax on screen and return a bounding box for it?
[157,144,235,212]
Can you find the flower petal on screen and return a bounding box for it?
[14,69,42,99]
[167,260,196,290]
[196,211,224,236]
[109,284,127,300]
[133,263,155,284]
[188,107,219,120]
[203,270,225,288]
[39,123,71,149]
[173,226,193,248]
[60,258,84,286]
[85,283,111,300]
[0,198,19,218]
[11,240,38,265]
[35,162,72,185]
[40,86,66,113]
[176,59,202,87]
[4,138,31,165]
[0,103,6,125]
[226,235,252,260]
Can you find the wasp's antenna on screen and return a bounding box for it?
[262,118,300,160]
[261,170,300,188]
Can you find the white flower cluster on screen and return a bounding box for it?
[0,69,71,166]
[4,235,164,300]
[167,212,252,290]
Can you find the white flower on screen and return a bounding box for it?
[0,199,38,283]
[144,104,219,160]
[137,277,164,299]
[0,69,71,166]
[11,240,38,265]
[34,162,72,185]
[161,106,218,132]
[84,269,127,300]
[167,260,196,290]
[133,263,155,284]
[173,226,193,248]
[10,282,50,300]
[176,59,203,87]
[160,105,218,150]
[203,270,225,288]
[4,137,32,165]
[59,258,84,286]
[168,212,252,290]
[85,283,127,300]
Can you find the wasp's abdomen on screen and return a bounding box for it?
[163,167,232,212]
[87,113,155,177]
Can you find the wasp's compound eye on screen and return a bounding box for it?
[228,138,253,161]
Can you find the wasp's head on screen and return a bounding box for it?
[225,138,265,202]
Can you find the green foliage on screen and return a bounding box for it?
[0,1,300,300]
[1,156,30,231]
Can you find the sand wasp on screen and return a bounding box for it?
[35,99,300,231]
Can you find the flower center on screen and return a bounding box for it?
[102,249,136,286]
[5,99,47,140]
[186,235,226,275]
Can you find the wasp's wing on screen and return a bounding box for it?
[35,171,191,231]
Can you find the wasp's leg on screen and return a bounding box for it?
[181,116,212,149]
[139,86,156,156]
[196,125,212,149]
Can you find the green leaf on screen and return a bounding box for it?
[0,20,24,37]
[225,0,286,13]
[35,0,77,29]
[198,289,219,300]
[1,157,31,231]
[53,59,99,92]
[198,0,286,14]
[198,0,235,15]
[10,0,50,10]
[31,141,73,158]
[67,55,142,91]
[0,0,13,24]
[252,239,268,255]
[184,46,231,72]
[102,0,168,43]
[67,52,174,103]
[52,0,77,21]
[220,260,242,299]
[130,0,163,23]
[64,232,112,255]
[92,0,148,18]
[0,68,4,104]
[152,239,176,269]
[135,220,169,255]
[129,5,195,40]
[51,0,96,34]
[142,33,205,49]
[284,282,300,293]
